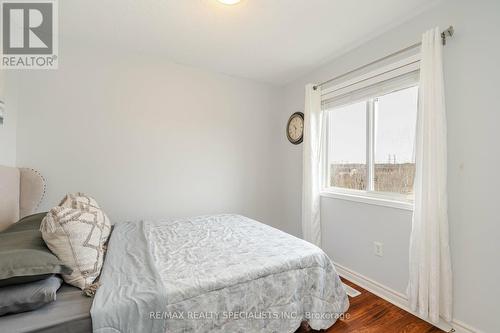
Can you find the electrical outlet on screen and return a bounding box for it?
[373,242,383,257]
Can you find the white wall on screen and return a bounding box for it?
[278,0,500,332]
[14,52,284,230]
[0,70,18,167]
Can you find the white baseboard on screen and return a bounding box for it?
[334,262,480,333]
[450,319,485,333]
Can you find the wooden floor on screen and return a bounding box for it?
[297,278,444,333]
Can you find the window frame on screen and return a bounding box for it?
[319,55,420,211]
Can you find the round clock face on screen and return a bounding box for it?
[286,112,304,144]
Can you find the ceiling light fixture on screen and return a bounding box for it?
[218,0,241,5]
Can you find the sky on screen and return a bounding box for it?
[327,86,418,165]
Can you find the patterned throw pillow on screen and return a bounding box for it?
[59,193,111,243]
[40,194,111,290]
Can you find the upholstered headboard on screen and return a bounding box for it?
[0,165,46,231]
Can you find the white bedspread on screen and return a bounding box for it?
[149,214,348,332]
[92,214,348,333]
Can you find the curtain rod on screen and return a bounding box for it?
[313,26,454,90]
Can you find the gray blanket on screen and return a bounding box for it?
[91,220,167,333]
[92,215,348,333]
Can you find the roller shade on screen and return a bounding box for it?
[321,56,420,110]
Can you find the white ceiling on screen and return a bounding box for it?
[61,0,439,85]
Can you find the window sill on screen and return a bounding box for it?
[320,190,414,211]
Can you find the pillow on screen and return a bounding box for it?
[59,192,111,243]
[0,276,62,316]
[0,214,72,288]
[41,201,110,290]
[5,212,47,233]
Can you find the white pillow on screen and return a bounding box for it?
[59,192,111,243]
[41,194,111,290]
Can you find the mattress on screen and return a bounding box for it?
[0,284,92,333]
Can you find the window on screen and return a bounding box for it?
[327,101,367,191]
[321,56,419,206]
[373,87,418,195]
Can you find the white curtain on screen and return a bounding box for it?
[302,84,322,246]
[408,27,453,324]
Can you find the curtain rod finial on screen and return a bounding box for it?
[441,26,454,45]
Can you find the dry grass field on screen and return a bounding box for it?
[330,163,415,194]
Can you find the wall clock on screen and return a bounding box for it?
[286,112,304,145]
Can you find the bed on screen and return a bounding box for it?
[0,285,93,333]
[0,165,349,333]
